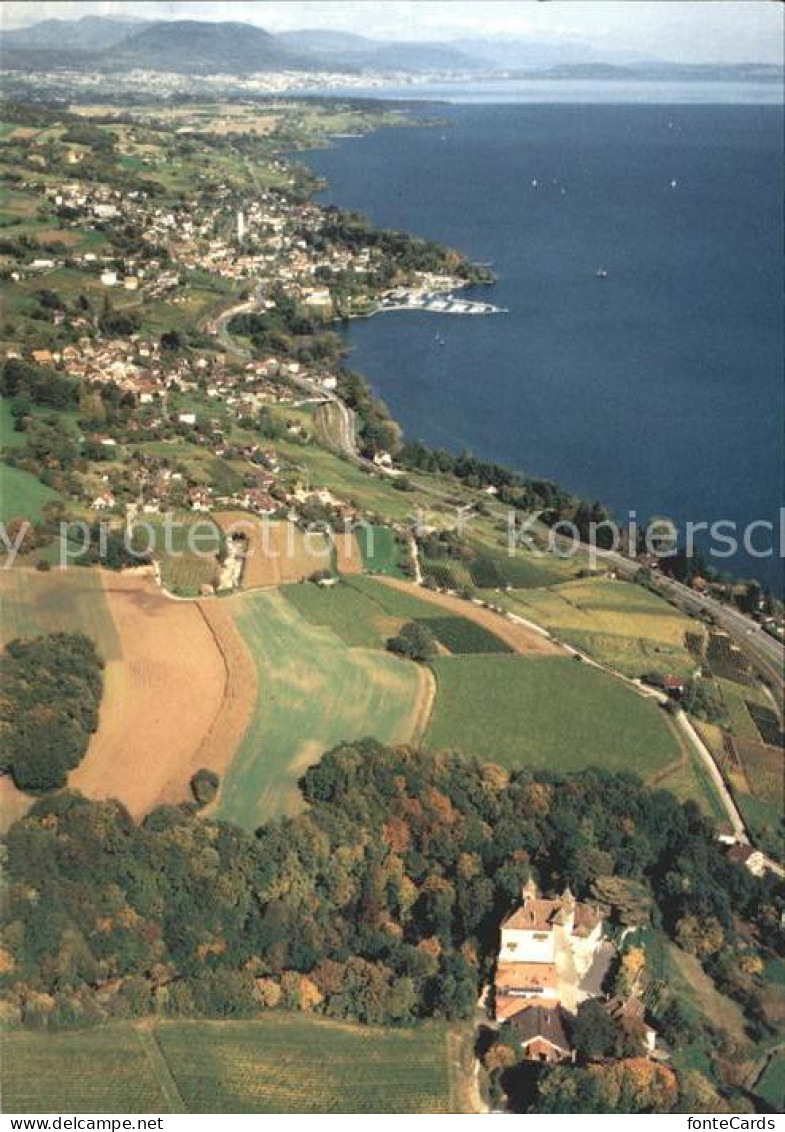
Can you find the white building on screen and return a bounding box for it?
[495,879,604,1021]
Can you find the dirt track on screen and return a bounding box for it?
[377,577,564,656]
[192,598,258,788]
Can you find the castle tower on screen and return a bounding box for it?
[521,876,539,901]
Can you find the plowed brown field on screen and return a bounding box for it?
[69,572,246,818]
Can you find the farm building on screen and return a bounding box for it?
[506,1004,574,1063]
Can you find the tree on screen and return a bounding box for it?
[572,999,621,1062]
[0,633,104,792]
[190,769,220,808]
[534,1059,678,1114]
[160,329,184,352]
[386,621,437,662]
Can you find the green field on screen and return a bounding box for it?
[0,463,59,524]
[0,567,120,658]
[282,578,401,648]
[2,1016,460,1114]
[216,589,428,829]
[425,654,679,776]
[348,575,460,622]
[282,578,507,654]
[419,616,511,655]
[356,523,404,575]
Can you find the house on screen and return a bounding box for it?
[92,491,116,510]
[662,674,685,696]
[189,487,213,513]
[243,489,278,516]
[178,412,197,426]
[507,1005,574,1063]
[494,879,604,1022]
[643,673,685,697]
[100,270,118,287]
[727,842,766,878]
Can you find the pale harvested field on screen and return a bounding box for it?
[333,530,364,575]
[214,515,331,588]
[377,577,564,656]
[70,572,228,818]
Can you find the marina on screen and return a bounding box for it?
[374,288,508,316]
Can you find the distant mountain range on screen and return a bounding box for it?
[1,15,781,81]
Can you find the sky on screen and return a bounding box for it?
[2,1,783,64]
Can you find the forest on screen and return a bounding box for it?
[3,743,781,1058]
[0,632,104,791]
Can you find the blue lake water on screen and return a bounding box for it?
[298,103,784,588]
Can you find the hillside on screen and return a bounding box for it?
[279,29,477,72]
[2,17,781,81]
[0,14,151,51]
[103,20,319,75]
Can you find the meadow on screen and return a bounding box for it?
[2,1016,461,1114]
[216,589,431,829]
[356,523,405,575]
[0,463,59,524]
[282,576,505,653]
[424,654,679,776]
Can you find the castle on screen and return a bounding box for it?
[494,878,606,1061]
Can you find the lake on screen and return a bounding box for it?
[299,102,784,588]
